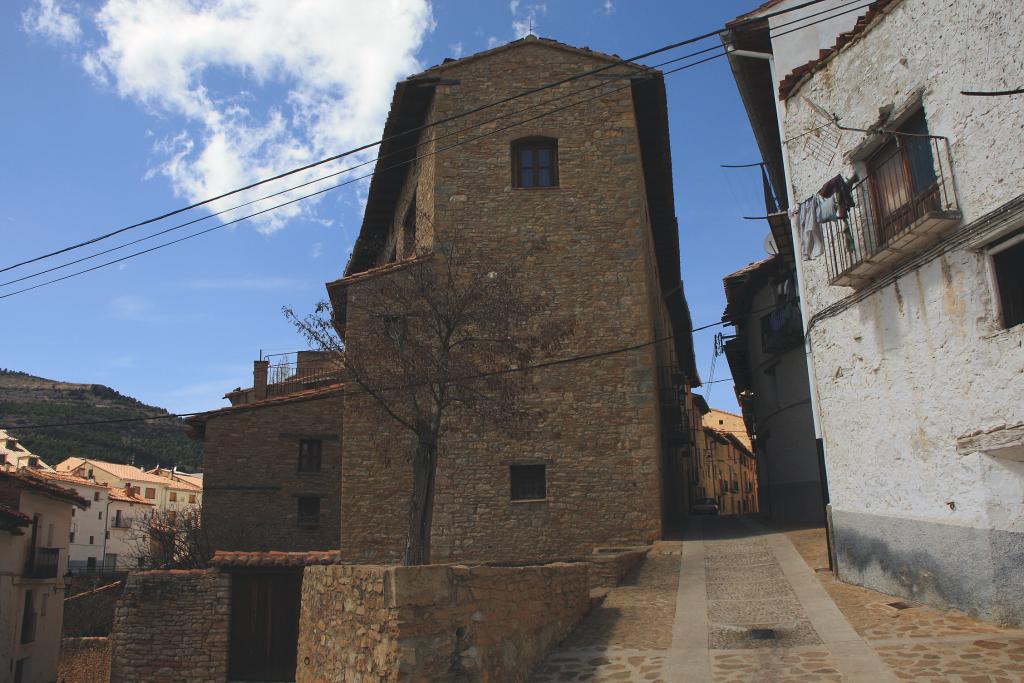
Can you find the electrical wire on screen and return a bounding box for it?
[0,0,879,299]
[0,0,868,275]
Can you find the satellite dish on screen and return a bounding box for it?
[763,234,778,255]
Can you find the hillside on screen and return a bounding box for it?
[0,369,201,471]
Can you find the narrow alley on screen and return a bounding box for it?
[533,518,1024,682]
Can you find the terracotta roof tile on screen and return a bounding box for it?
[187,383,344,425]
[0,504,32,530]
[60,459,171,485]
[778,0,901,100]
[33,469,106,489]
[210,550,342,568]
[0,469,90,508]
[327,253,431,289]
[107,487,156,505]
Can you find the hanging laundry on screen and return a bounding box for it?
[818,174,855,219]
[790,197,824,260]
[792,174,858,259]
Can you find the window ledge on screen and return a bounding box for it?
[510,498,548,504]
[510,186,562,191]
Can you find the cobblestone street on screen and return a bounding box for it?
[532,517,1024,681]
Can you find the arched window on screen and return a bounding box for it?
[512,137,558,188]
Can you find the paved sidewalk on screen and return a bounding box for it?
[531,516,1024,682]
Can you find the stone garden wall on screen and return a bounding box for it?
[296,561,589,682]
[108,569,230,683]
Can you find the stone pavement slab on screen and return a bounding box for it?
[533,518,1024,682]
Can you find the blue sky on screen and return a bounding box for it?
[2,0,774,415]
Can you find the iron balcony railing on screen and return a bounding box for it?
[23,546,60,579]
[824,135,960,286]
[760,298,803,355]
[266,353,345,398]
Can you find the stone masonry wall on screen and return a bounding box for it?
[109,569,229,683]
[201,392,343,552]
[296,562,589,682]
[340,39,670,565]
[778,0,1024,622]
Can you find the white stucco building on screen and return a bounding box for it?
[104,485,157,570]
[726,0,1023,623]
[35,471,110,572]
[56,458,201,512]
[0,470,87,683]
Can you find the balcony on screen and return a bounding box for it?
[23,547,60,579]
[824,135,960,287]
[265,351,344,398]
[760,299,803,355]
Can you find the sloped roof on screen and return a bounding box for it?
[107,487,155,505]
[145,468,202,491]
[336,38,700,385]
[703,408,753,453]
[58,458,170,485]
[33,469,106,489]
[778,0,901,100]
[417,34,642,76]
[185,384,345,438]
[0,504,32,533]
[0,469,90,508]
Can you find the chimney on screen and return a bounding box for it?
[254,359,270,400]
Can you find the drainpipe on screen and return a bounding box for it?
[730,48,833,568]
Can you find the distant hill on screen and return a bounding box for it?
[0,369,201,471]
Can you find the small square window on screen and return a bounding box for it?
[298,440,323,472]
[144,488,156,499]
[510,464,546,501]
[297,496,321,527]
[98,511,102,520]
[992,235,1024,329]
[512,138,558,188]
[89,535,94,545]
[93,491,100,501]
[169,492,177,502]
[189,494,196,504]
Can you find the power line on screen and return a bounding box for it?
[0,1,876,299]
[0,0,858,275]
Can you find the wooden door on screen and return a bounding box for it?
[229,570,303,681]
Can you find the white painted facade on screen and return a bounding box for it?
[730,0,1023,622]
[0,478,83,683]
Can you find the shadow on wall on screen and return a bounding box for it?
[831,516,996,620]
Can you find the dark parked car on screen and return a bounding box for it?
[693,497,720,515]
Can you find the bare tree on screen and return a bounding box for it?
[126,505,212,569]
[285,220,572,565]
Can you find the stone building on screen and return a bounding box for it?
[726,0,1024,623]
[0,469,88,683]
[691,401,760,515]
[187,370,343,553]
[722,255,824,522]
[327,36,700,564]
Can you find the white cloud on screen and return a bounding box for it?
[78,0,434,234]
[510,2,545,39]
[310,242,323,259]
[487,36,501,49]
[602,0,614,15]
[449,41,464,58]
[22,0,82,44]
